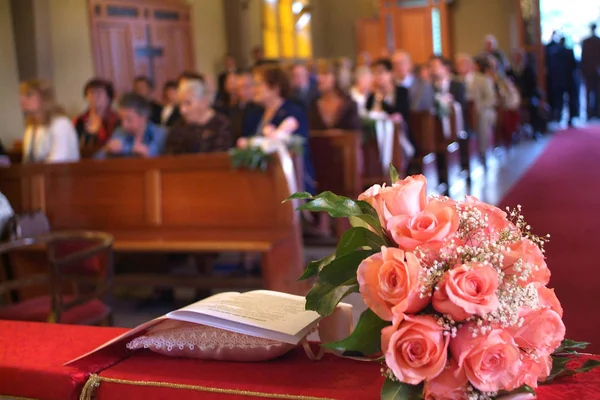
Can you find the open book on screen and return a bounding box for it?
[66,290,329,365]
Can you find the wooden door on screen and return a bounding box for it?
[89,0,195,99]
[393,7,433,64]
[355,18,387,60]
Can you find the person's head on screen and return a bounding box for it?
[511,48,525,67]
[133,76,154,98]
[118,93,151,135]
[358,51,371,67]
[224,54,236,70]
[177,80,212,124]
[19,79,65,125]
[484,34,498,52]
[236,70,254,103]
[591,23,598,35]
[371,58,394,90]
[559,36,566,46]
[414,64,431,82]
[290,63,310,90]
[315,59,342,94]
[354,66,373,93]
[487,56,499,74]
[83,78,114,112]
[252,46,264,62]
[429,56,452,81]
[162,80,178,105]
[391,51,413,80]
[253,64,290,106]
[455,53,474,76]
[474,56,490,74]
[177,71,205,88]
[224,72,238,95]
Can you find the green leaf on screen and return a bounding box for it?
[555,339,590,354]
[305,280,358,316]
[380,378,422,400]
[299,254,335,281]
[351,214,384,236]
[577,358,600,373]
[284,192,314,202]
[355,200,379,219]
[499,384,536,396]
[318,249,378,286]
[336,227,385,257]
[543,355,600,385]
[297,192,363,217]
[322,309,390,355]
[389,163,400,184]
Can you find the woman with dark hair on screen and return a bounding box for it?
[20,79,79,163]
[161,80,181,127]
[308,59,361,131]
[242,64,316,194]
[73,78,119,148]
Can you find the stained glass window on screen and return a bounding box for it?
[262,0,312,59]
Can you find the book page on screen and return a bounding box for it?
[168,290,320,337]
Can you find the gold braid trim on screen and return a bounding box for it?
[79,374,336,400]
[0,396,39,400]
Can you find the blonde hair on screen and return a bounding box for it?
[19,79,65,126]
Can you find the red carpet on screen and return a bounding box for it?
[499,126,600,353]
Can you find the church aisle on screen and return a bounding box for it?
[499,126,600,352]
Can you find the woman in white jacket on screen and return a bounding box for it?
[19,79,80,163]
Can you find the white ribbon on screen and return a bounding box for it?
[375,118,395,174]
[275,145,300,222]
[452,102,465,138]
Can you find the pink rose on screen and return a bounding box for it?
[502,238,550,286]
[358,175,428,227]
[387,199,459,251]
[432,262,500,321]
[511,351,552,389]
[450,325,521,392]
[381,315,449,385]
[423,360,468,400]
[357,247,428,321]
[535,283,563,317]
[510,308,565,355]
[464,196,511,238]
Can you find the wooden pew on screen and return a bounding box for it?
[432,114,460,195]
[5,146,102,164]
[0,154,307,295]
[361,120,405,187]
[309,130,362,238]
[408,111,438,186]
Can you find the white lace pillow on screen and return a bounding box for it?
[126,320,296,362]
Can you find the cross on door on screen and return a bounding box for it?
[135,25,163,83]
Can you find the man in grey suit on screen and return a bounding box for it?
[581,23,600,119]
[392,51,434,112]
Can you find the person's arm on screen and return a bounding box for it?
[147,126,167,157]
[46,117,80,162]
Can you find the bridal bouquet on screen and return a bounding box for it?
[231,117,304,171]
[288,171,599,399]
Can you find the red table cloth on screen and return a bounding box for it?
[0,321,127,400]
[1,320,599,400]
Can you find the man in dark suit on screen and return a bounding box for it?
[229,69,263,141]
[290,62,319,110]
[429,56,467,117]
[582,23,600,119]
[133,76,163,125]
[547,38,578,125]
[507,49,544,132]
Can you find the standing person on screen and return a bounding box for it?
[133,76,163,125]
[581,23,600,119]
[429,56,467,114]
[289,62,320,111]
[547,37,577,125]
[74,78,120,148]
[95,93,166,159]
[19,79,80,163]
[481,35,508,71]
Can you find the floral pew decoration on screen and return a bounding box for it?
[231,117,304,172]
[286,169,599,400]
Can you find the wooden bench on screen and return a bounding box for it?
[409,111,438,187]
[361,121,405,187]
[0,153,307,295]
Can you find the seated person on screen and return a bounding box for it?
[19,79,80,163]
[133,76,163,125]
[165,80,232,154]
[429,56,467,116]
[95,93,166,159]
[213,71,239,116]
[73,78,120,148]
[161,80,182,127]
[392,50,434,112]
[350,66,373,117]
[309,59,361,131]
[289,62,320,111]
[242,64,316,195]
[229,69,263,141]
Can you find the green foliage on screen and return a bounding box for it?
[555,339,590,354]
[335,227,386,257]
[380,379,422,400]
[322,309,390,356]
[499,384,536,397]
[543,338,600,384]
[389,163,400,184]
[304,279,358,317]
[230,147,271,172]
[298,254,335,281]
[318,250,377,286]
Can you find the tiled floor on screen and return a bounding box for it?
[113,132,555,329]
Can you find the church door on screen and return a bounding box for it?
[88,0,195,99]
